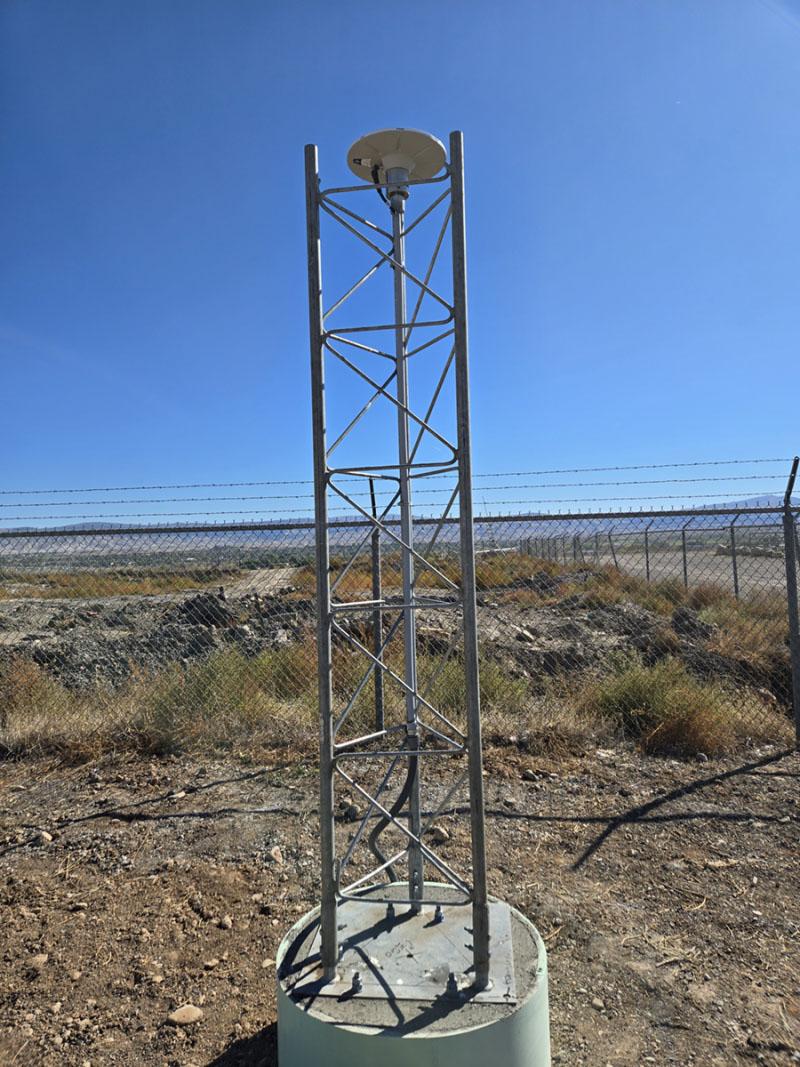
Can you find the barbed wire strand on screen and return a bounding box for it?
[0,492,789,524]
[0,457,791,497]
[0,475,789,510]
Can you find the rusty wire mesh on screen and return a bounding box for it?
[0,506,797,759]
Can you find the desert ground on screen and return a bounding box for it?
[0,743,798,1065]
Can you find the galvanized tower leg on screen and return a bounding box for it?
[369,480,385,733]
[450,130,489,988]
[304,144,338,980]
[389,183,424,911]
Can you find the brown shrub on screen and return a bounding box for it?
[573,656,790,756]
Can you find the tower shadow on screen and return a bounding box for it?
[206,1022,277,1066]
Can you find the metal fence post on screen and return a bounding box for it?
[607,529,619,571]
[782,458,800,747]
[681,520,690,590]
[369,479,384,733]
[730,516,740,601]
[644,520,653,584]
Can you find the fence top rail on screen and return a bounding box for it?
[0,505,794,542]
[472,505,792,524]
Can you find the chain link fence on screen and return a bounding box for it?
[0,506,797,760]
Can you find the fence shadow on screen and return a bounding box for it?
[571,746,794,870]
[0,765,300,859]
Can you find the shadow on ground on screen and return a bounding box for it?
[571,746,794,868]
[207,1022,277,1066]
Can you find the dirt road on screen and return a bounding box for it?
[224,567,302,598]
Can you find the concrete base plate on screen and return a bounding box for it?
[277,885,552,1065]
[281,897,516,1005]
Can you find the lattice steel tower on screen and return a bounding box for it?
[305,128,489,990]
[279,127,550,1066]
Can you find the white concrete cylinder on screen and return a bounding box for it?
[277,888,551,1067]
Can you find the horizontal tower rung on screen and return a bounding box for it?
[330,598,461,612]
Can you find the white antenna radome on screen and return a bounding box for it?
[347,127,447,184]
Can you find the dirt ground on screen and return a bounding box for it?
[0,743,798,1066]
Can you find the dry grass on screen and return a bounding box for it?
[0,546,791,763]
[485,696,612,756]
[0,641,789,763]
[699,592,789,675]
[573,655,790,755]
[294,553,463,599]
[0,635,526,761]
[0,638,576,763]
[0,648,320,762]
[0,567,242,600]
[486,561,690,614]
[299,551,589,602]
[489,559,789,684]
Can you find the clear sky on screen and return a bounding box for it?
[2,0,799,520]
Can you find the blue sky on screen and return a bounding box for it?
[1,0,799,521]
